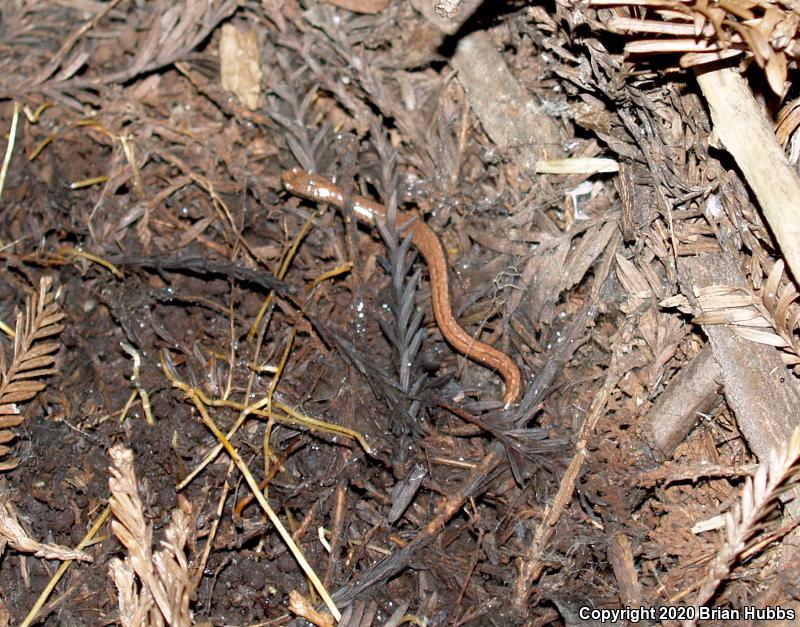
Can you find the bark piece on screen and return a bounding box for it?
[678,253,800,459]
[608,532,642,607]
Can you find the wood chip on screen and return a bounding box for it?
[219,24,262,110]
[323,0,389,14]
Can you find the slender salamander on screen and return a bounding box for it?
[282,168,522,405]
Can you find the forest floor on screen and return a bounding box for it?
[0,1,799,625]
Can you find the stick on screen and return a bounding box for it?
[695,66,800,283]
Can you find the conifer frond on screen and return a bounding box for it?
[691,427,800,608]
[109,446,193,627]
[0,277,64,471]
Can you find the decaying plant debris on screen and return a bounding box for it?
[0,277,63,472]
[1,0,800,624]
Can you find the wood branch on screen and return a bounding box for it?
[677,253,800,467]
[695,66,800,283]
[642,344,723,459]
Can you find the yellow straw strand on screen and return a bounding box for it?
[58,247,123,279]
[187,392,340,621]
